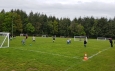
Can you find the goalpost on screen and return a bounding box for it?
[97,37,106,41]
[74,36,87,41]
[0,32,9,48]
[42,35,46,38]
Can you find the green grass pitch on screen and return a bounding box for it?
[0,36,115,71]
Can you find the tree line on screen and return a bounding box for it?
[0,9,115,38]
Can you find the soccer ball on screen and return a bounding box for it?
[30,44,32,46]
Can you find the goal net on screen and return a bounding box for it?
[74,36,87,41]
[42,35,46,38]
[97,37,106,41]
[0,32,9,48]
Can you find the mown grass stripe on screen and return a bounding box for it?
[12,48,81,59]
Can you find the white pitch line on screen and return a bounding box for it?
[65,47,110,71]
[12,48,80,59]
[88,47,110,59]
[12,47,110,71]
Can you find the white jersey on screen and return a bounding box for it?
[33,36,35,40]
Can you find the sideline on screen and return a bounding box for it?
[64,47,110,71]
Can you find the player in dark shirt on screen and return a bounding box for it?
[109,38,113,47]
[84,39,87,47]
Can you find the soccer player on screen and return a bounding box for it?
[25,34,28,39]
[22,38,25,45]
[32,36,35,41]
[67,39,70,44]
[84,39,87,47]
[53,36,55,42]
[70,39,71,43]
[109,38,113,47]
[67,38,71,44]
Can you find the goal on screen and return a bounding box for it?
[42,35,46,38]
[0,32,9,48]
[74,36,87,41]
[97,37,106,41]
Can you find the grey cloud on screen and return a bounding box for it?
[0,0,115,20]
[33,2,115,19]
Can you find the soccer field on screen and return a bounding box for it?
[0,36,115,71]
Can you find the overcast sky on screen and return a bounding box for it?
[0,0,115,20]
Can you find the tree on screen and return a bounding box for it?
[0,12,5,31]
[90,19,98,37]
[70,21,77,36]
[15,9,28,33]
[52,20,58,35]
[25,23,35,33]
[47,20,53,35]
[2,12,12,32]
[34,22,41,34]
[70,21,85,36]
[106,19,115,37]
[1,9,115,38]
[59,18,71,36]
[96,17,108,37]
[1,11,23,35]
[1,9,5,13]
[76,24,85,35]
[13,13,23,33]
